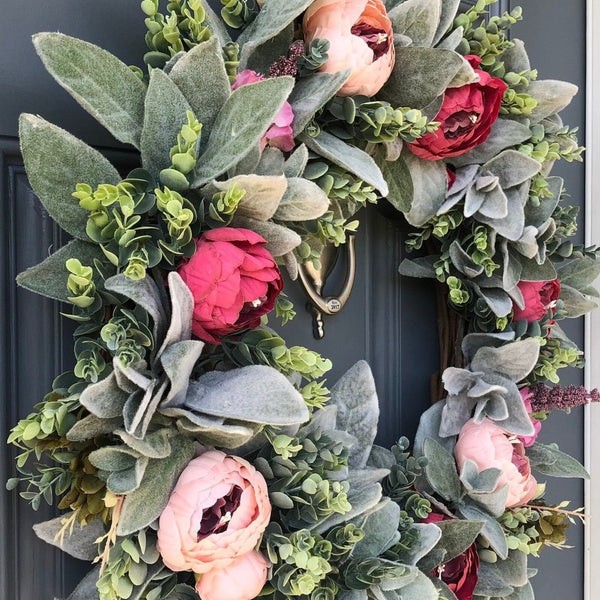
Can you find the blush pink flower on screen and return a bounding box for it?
[303,0,395,97]
[408,56,507,161]
[232,70,295,152]
[177,228,283,344]
[512,279,561,323]
[157,450,271,574]
[454,419,538,509]
[195,551,269,600]
[518,387,542,448]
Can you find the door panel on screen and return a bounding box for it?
[0,1,587,599]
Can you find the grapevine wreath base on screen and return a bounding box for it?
[7,1,600,600]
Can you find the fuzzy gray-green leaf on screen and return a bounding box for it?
[33,33,146,147]
[352,500,401,559]
[380,47,464,108]
[331,361,379,469]
[117,436,195,536]
[423,438,462,501]
[169,37,231,146]
[193,77,295,186]
[17,239,107,302]
[290,71,351,136]
[141,69,193,179]
[527,442,590,479]
[389,0,442,47]
[299,131,388,196]
[273,178,330,221]
[19,114,120,240]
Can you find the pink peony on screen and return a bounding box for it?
[518,387,542,448]
[232,70,295,152]
[195,551,269,600]
[408,56,507,161]
[454,419,538,509]
[303,0,395,97]
[177,228,283,344]
[512,279,561,323]
[423,513,479,600]
[157,450,271,574]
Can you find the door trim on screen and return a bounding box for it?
[585,1,599,598]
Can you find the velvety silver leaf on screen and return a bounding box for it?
[185,365,309,426]
[67,414,123,442]
[160,340,205,408]
[501,39,531,76]
[79,372,128,419]
[528,79,578,123]
[331,361,379,469]
[387,570,438,600]
[471,338,540,381]
[460,502,508,559]
[388,0,442,47]
[290,71,350,136]
[273,178,330,221]
[398,523,442,566]
[34,513,105,561]
[284,144,309,178]
[423,439,462,501]
[351,500,401,559]
[169,37,230,148]
[116,428,172,459]
[436,26,464,51]
[461,332,515,362]
[255,148,285,176]
[232,216,301,255]
[433,0,461,46]
[483,150,541,190]
[474,562,514,597]
[66,566,101,600]
[33,33,146,148]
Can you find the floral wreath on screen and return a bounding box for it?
[7,1,600,600]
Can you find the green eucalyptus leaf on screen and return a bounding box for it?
[169,37,231,147]
[193,77,295,186]
[17,239,107,302]
[33,33,146,147]
[117,436,195,536]
[141,69,193,179]
[19,114,120,240]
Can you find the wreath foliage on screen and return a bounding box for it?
[7,1,599,600]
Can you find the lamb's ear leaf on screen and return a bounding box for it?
[33,33,146,147]
[527,442,590,479]
[117,436,195,536]
[169,36,231,147]
[19,114,120,240]
[66,566,101,600]
[388,0,442,47]
[141,69,193,180]
[16,240,107,302]
[33,513,106,561]
[192,77,295,186]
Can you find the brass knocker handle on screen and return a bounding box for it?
[296,236,357,338]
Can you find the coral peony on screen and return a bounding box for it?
[512,279,561,323]
[177,228,283,344]
[232,70,295,151]
[303,0,395,97]
[408,55,507,160]
[157,450,271,574]
[195,551,269,600]
[454,419,538,509]
[423,513,479,600]
[518,387,542,448]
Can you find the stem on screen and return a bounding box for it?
[100,495,125,574]
[525,504,587,521]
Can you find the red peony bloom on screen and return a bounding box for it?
[177,228,283,344]
[512,279,561,323]
[423,513,479,600]
[408,55,507,161]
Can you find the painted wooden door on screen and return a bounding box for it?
[0,1,586,598]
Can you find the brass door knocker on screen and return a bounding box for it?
[297,235,357,339]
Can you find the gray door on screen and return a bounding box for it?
[0,1,586,598]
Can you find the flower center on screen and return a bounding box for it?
[350,22,390,61]
[197,485,243,541]
[443,110,479,139]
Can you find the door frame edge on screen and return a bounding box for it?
[584,1,599,598]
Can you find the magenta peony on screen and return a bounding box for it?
[454,418,538,509]
[232,70,295,152]
[518,387,542,448]
[303,0,395,97]
[157,450,271,574]
[512,279,561,323]
[195,551,269,600]
[408,55,507,161]
[177,228,283,344]
[423,512,479,600]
